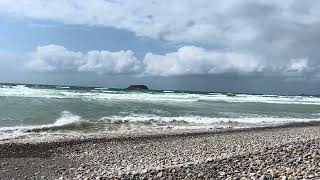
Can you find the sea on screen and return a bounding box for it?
[1,83,320,142]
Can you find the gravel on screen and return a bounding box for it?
[1,123,320,179]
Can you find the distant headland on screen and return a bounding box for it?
[127,85,149,90]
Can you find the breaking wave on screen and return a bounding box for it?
[0,111,87,140]
[2,84,320,143]
[1,85,320,105]
[0,111,320,142]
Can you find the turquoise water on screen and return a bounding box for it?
[1,83,320,140]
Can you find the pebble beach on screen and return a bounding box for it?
[1,122,320,179]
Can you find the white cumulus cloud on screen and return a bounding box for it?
[27,45,84,72]
[27,45,141,74]
[143,46,262,76]
[78,50,141,74]
[27,45,263,76]
[27,45,316,80]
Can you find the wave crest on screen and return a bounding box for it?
[53,111,81,126]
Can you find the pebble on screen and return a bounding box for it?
[2,124,320,179]
[198,172,204,178]
[288,158,295,164]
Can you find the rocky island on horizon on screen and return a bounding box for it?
[127,84,149,90]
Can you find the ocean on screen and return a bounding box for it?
[1,83,320,142]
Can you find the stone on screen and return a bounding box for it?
[198,172,204,178]
[141,169,148,174]
[259,175,267,180]
[157,172,163,178]
[207,157,213,162]
[288,158,295,164]
[308,174,315,178]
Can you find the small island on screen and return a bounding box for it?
[127,85,148,90]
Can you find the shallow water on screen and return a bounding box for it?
[1,83,320,141]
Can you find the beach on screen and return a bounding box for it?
[1,0,320,179]
[1,122,320,179]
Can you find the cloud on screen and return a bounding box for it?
[2,1,320,93]
[27,45,263,76]
[27,44,141,74]
[27,44,318,80]
[2,1,320,70]
[143,46,262,76]
[78,50,141,74]
[285,58,309,75]
[27,45,83,72]
[1,1,319,44]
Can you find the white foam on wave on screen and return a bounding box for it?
[0,85,197,102]
[0,111,82,141]
[199,94,320,105]
[57,86,70,89]
[1,112,319,143]
[94,87,108,90]
[163,90,175,93]
[1,85,320,105]
[101,114,320,125]
[52,111,82,126]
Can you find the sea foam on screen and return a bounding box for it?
[1,85,320,105]
[52,111,82,126]
[0,111,83,140]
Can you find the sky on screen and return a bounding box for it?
[0,0,320,94]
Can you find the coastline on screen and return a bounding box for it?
[1,122,320,179]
